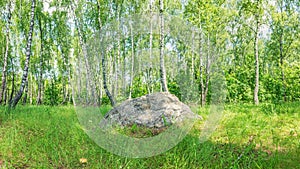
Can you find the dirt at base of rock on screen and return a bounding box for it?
[100,92,202,130]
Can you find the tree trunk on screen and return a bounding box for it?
[9,57,15,103]
[254,17,260,105]
[30,74,33,104]
[62,78,66,104]
[115,5,122,98]
[10,0,35,108]
[203,34,211,105]
[97,0,115,106]
[129,22,135,99]
[60,48,68,105]
[3,85,8,105]
[0,1,12,104]
[145,0,154,94]
[159,0,168,92]
[102,51,116,106]
[71,2,98,105]
[37,13,44,105]
[279,27,286,102]
[115,32,120,98]
[199,31,205,106]
[123,40,126,96]
[191,29,195,83]
[68,65,72,103]
[22,80,28,105]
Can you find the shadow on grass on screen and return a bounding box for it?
[68,133,300,169]
[155,134,300,169]
[226,102,300,115]
[0,105,299,168]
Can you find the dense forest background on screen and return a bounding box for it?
[0,0,299,107]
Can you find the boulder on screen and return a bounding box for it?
[100,92,202,129]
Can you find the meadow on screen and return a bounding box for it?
[0,103,299,168]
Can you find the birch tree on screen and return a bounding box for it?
[159,0,168,92]
[0,1,12,104]
[71,1,98,105]
[236,0,264,105]
[10,0,36,108]
[97,0,115,106]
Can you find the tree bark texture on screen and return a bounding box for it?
[129,22,135,99]
[10,0,36,108]
[159,0,168,92]
[97,0,115,106]
[254,15,260,105]
[0,1,12,104]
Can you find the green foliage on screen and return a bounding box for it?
[43,78,62,106]
[168,80,181,99]
[0,0,299,107]
[175,70,199,103]
[101,95,110,105]
[225,67,253,103]
[131,75,148,98]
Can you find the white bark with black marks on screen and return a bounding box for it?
[147,0,154,94]
[254,14,260,105]
[203,34,211,105]
[199,30,205,106]
[102,51,116,106]
[159,0,168,92]
[71,2,98,105]
[129,21,135,99]
[0,1,12,104]
[97,0,115,106]
[9,57,15,103]
[37,12,44,105]
[10,0,36,108]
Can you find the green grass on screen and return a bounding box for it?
[0,103,299,168]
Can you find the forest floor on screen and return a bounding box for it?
[0,102,299,168]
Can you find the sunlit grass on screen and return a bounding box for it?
[0,102,299,168]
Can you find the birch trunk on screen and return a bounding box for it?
[148,0,153,94]
[122,41,126,96]
[279,27,286,102]
[71,2,97,104]
[199,31,205,106]
[97,0,115,106]
[0,1,12,104]
[115,26,120,98]
[203,34,211,105]
[102,51,116,106]
[22,79,28,105]
[159,0,168,92]
[9,57,15,103]
[37,13,43,105]
[3,85,7,105]
[68,65,72,103]
[115,4,123,98]
[191,29,195,83]
[254,17,260,105]
[30,74,33,104]
[10,0,35,108]
[129,22,135,99]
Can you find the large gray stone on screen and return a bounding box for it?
[100,92,202,129]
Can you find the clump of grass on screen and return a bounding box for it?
[115,123,168,138]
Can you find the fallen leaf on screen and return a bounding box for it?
[80,158,87,164]
[264,149,272,156]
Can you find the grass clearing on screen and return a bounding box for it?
[0,103,299,168]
